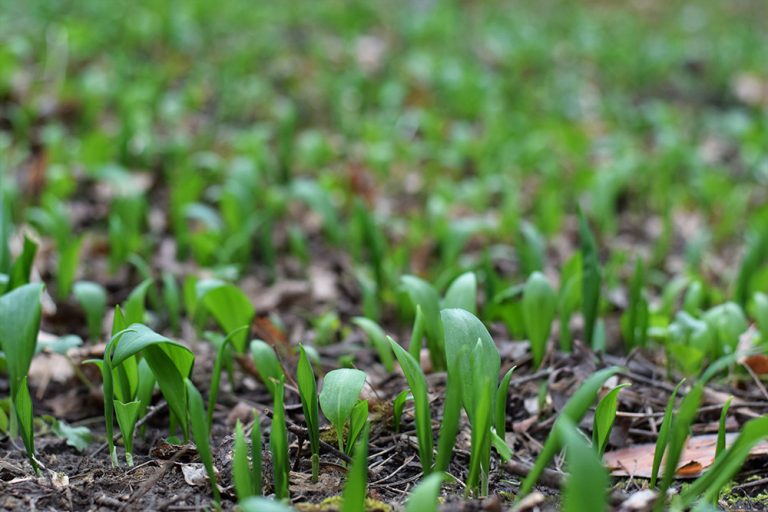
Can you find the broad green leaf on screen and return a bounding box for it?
[519,367,619,498]
[406,472,447,512]
[250,340,284,398]
[73,281,107,341]
[402,275,445,370]
[185,379,220,505]
[113,400,141,465]
[352,317,394,372]
[560,418,609,512]
[297,345,320,481]
[579,210,601,348]
[522,272,556,368]
[341,422,369,512]
[202,283,254,352]
[0,283,43,395]
[443,272,477,314]
[389,337,433,473]
[319,368,367,453]
[593,383,630,456]
[441,308,500,424]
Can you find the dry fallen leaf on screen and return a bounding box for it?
[180,463,216,487]
[604,433,768,479]
[744,354,768,375]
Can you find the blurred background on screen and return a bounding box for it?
[1,0,768,332]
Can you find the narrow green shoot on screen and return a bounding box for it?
[250,340,285,398]
[559,418,609,512]
[352,317,395,372]
[495,367,515,439]
[203,283,255,352]
[518,367,619,498]
[270,377,290,500]
[409,304,425,361]
[297,345,320,482]
[392,389,411,433]
[341,422,369,512]
[185,378,221,506]
[402,275,446,370]
[651,379,684,488]
[716,397,733,460]
[252,410,263,496]
[593,383,630,456]
[579,210,602,348]
[233,419,253,501]
[435,362,462,473]
[389,337,433,474]
[208,326,249,430]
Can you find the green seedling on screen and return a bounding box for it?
[162,272,182,334]
[124,279,153,324]
[270,376,290,500]
[441,308,500,495]
[401,275,446,371]
[495,367,515,439]
[443,271,477,315]
[297,345,320,481]
[239,497,295,512]
[559,418,609,512]
[392,389,411,433]
[651,379,684,488]
[341,422,369,512]
[389,337,433,474]
[352,317,395,372]
[518,367,619,498]
[522,272,557,368]
[57,236,83,300]
[46,416,94,452]
[702,302,747,358]
[516,221,546,275]
[89,323,194,466]
[252,411,263,496]
[203,283,255,352]
[406,472,447,512]
[0,283,43,472]
[250,340,285,398]
[558,269,581,352]
[319,368,367,454]
[656,383,704,511]
[716,397,732,460]
[409,304,425,361]
[680,416,768,507]
[593,383,630,456]
[73,281,107,341]
[233,416,263,500]
[621,258,649,349]
[9,235,37,291]
[185,378,221,507]
[683,280,705,315]
[579,210,602,348]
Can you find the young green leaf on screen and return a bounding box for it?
[341,422,369,512]
[435,361,462,473]
[252,410,263,496]
[297,345,320,481]
[270,377,290,500]
[202,283,255,352]
[233,419,253,501]
[57,236,83,300]
[250,340,285,398]
[389,337,433,473]
[522,272,556,369]
[239,497,295,512]
[559,418,609,512]
[113,399,141,466]
[352,317,395,372]
[124,279,153,325]
[443,271,477,314]
[392,389,411,433]
[346,399,369,455]
[409,304,425,361]
[9,235,37,290]
[592,383,629,456]
[579,210,601,348]
[73,281,107,341]
[495,367,515,439]
[185,378,221,505]
[319,368,367,453]
[162,272,182,335]
[208,326,249,430]
[518,366,619,498]
[716,397,733,460]
[402,275,446,370]
[651,379,684,488]
[406,472,447,512]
